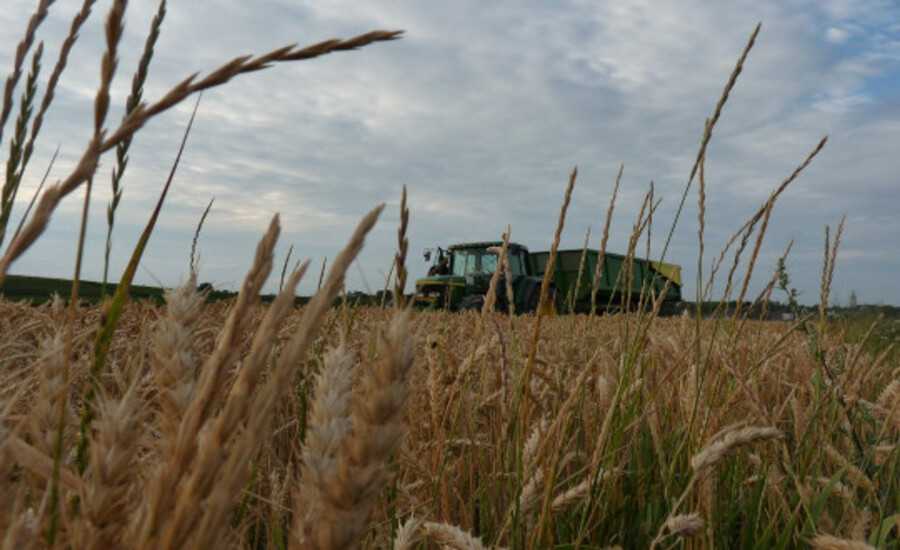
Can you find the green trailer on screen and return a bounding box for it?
[530,249,682,314]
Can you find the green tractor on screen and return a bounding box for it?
[413,242,556,313]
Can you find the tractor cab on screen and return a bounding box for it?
[415,242,537,311]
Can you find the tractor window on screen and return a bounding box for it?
[451,249,499,277]
[481,253,498,274]
[451,250,469,276]
[507,252,525,277]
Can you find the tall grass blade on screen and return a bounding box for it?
[76,94,201,473]
[103,0,166,296]
[0,42,42,248]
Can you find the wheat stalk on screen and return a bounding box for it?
[590,164,621,315]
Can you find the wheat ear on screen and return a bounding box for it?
[157,261,310,549]
[809,535,876,550]
[292,342,357,547]
[591,164,621,315]
[148,275,205,455]
[137,216,281,543]
[394,184,409,308]
[665,513,705,537]
[394,518,491,550]
[5,433,82,493]
[27,332,66,457]
[300,312,415,550]
[177,206,383,549]
[0,0,52,147]
[691,426,783,472]
[521,167,576,416]
[73,383,142,550]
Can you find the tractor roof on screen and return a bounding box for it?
[448,241,528,251]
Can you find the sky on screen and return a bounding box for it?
[1,0,898,305]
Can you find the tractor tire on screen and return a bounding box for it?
[458,295,485,312]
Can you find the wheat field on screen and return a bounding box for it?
[0,2,898,549]
[1,290,898,548]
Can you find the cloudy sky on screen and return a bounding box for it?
[1,0,898,305]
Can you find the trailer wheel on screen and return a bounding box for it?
[525,285,560,314]
[458,295,484,312]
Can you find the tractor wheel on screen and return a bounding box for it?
[458,295,485,312]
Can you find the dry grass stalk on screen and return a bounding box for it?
[690,426,783,472]
[393,516,424,550]
[872,444,895,466]
[570,226,591,310]
[665,513,705,537]
[93,0,126,135]
[621,186,659,313]
[657,23,760,305]
[394,184,409,308]
[819,216,845,323]
[521,167,576,420]
[591,164,621,314]
[697,146,707,304]
[482,234,509,315]
[550,479,591,512]
[423,521,490,550]
[716,136,827,305]
[0,0,52,148]
[690,23,760,184]
[823,444,875,496]
[809,535,876,550]
[11,0,97,235]
[1,302,896,547]
[849,507,872,542]
[733,198,773,318]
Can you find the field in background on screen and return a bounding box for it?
[0,273,167,304]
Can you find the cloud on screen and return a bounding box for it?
[825,26,851,43]
[1,0,898,304]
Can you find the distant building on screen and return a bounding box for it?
[849,291,857,309]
